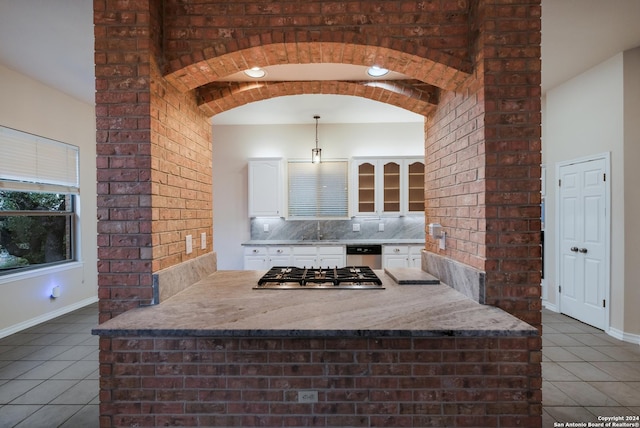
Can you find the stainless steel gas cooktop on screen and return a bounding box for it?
[254,266,384,289]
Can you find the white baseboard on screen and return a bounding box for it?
[542,300,558,312]
[0,296,98,339]
[608,326,640,346]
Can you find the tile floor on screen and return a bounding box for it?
[541,309,640,426]
[0,304,639,427]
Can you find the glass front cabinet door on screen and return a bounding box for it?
[352,158,424,216]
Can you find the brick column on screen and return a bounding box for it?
[478,0,542,328]
[95,1,212,322]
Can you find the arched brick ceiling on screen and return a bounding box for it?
[197,79,440,117]
[164,42,468,119]
[163,40,472,93]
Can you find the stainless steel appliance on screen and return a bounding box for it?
[255,266,384,289]
[345,244,382,269]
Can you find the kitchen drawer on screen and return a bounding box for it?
[292,246,317,255]
[244,246,267,256]
[268,246,291,255]
[383,245,409,255]
[317,246,344,255]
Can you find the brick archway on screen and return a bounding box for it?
[164,38,472,92]
[197,79,440,117]
[164,41,471,119]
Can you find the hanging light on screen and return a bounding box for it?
[311,115,322,164]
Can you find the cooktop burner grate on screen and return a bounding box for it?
[255,266,384,289]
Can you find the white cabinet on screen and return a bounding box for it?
[318,246,346,268]
[244,246,269,270]
[382,245,424,268]
[352,157,424,216]
[292,245,345,268]
[244,245,346,270]
[292,246,317,268]
[243,246,291,269]
[269,246,292,267]
[248,158,284,217]
[408,245,424,268]
[383,245,409,268]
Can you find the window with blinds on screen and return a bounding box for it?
[288,161,348,218]
[0,126,79,194]
[0,126,79,275]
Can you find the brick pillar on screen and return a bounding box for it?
[95,1,212,322]
[476,0,542,328]
[426,0,541,329]
[95,1,156,321]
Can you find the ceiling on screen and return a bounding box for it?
[0,0,639,125]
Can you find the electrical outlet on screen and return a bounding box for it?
[378,223,384,232]
[201,232,206,249]
[186,235,193,254]
[263,223,269,232]
[298,390,318,403]
[352,223,360,232]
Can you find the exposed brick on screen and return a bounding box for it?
[95,0,542,425]
[97,335,540,427]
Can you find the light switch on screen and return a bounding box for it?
[352,223,360,232]
[378,223,384,232]
[186,235,193,254]
[263,223,269,232]
[201,232,206,249]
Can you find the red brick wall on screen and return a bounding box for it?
[425,0,542,328]
[98,335,541,427]
[94,0,542,324]
[150,59,213,272]
[95,0,542,426]
[95,1,212,321]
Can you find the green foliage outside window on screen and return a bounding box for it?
[0,190,73,273]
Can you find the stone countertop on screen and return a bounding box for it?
[92,270,537,338]
[242,239,425,246]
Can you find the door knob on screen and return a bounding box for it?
[570,247,579,252]
[579,248,588,254]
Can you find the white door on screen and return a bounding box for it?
[558,156,608,329]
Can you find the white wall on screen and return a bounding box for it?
[0,64,97,337]
[543,49,640,338]
[623,47,640,337]
[212,122,424,269]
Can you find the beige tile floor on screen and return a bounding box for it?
[0,303,638,427]
[541,309,640,426]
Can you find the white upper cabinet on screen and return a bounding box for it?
[352,157,424,216]
[248,158,284,217]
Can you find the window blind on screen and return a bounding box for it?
[288,161,348,218]
[0,126,79,193]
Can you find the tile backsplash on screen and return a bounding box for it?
[250,216,425,241]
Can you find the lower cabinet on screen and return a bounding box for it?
[292,246,317,268]
[317,246,346,268]
[244,245,345,270]
[243,246,291,270]
[292,246,346,268]
[382,245,424,268]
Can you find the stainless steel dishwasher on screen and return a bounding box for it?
[345,244,382,269]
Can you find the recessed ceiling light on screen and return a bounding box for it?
[367,66,389,77]
[244,67,266,78]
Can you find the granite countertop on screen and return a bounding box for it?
[92,270,537,338]
[242,239,425,246]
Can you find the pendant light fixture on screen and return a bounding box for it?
[311,115,322,164]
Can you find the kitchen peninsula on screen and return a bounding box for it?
[93,270,541,427]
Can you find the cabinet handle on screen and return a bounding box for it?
[277,249,283,253]
[253,249,259,253]
[394,248,400,253]
[570,247,579,252]
[579,248,588,254]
